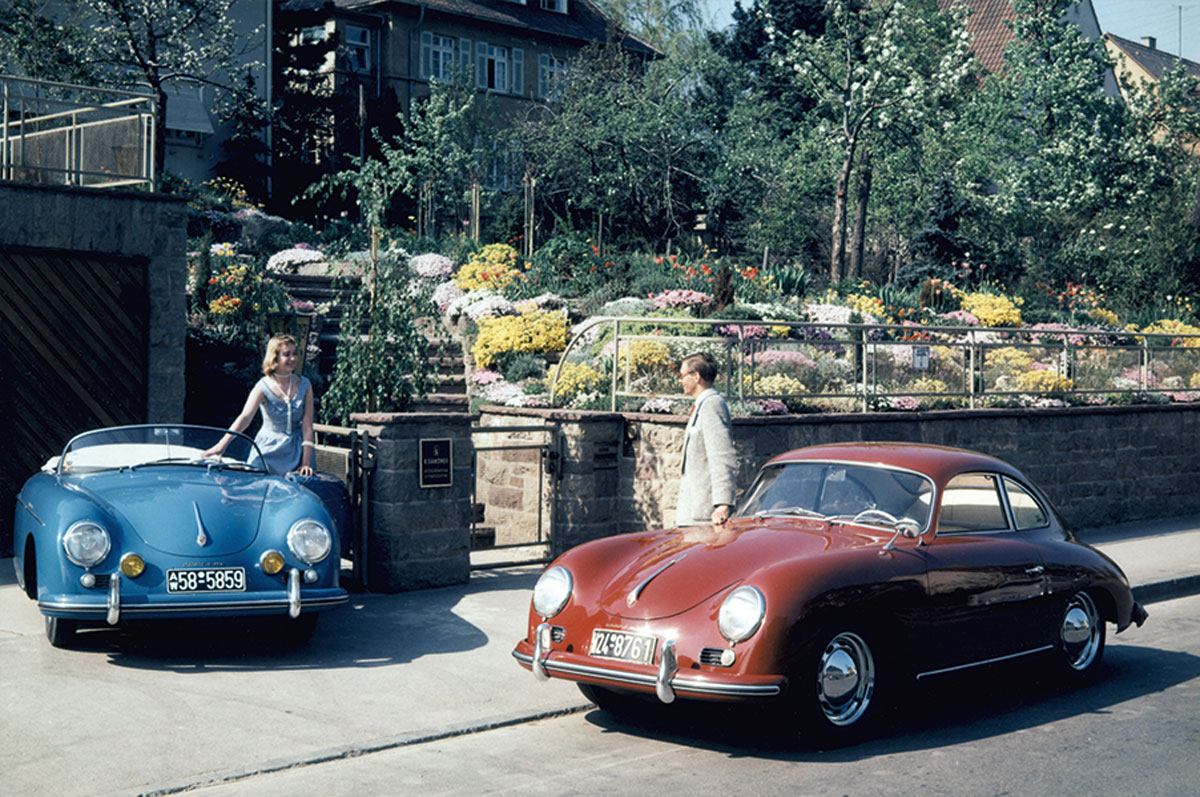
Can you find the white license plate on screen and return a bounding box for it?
[166,567,246,593]
[589,629,657,665]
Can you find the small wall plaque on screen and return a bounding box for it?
[419,438,453,488]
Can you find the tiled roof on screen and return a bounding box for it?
[938,0,1015,75]
[332,0,658,56]
[1106,33,1200,84]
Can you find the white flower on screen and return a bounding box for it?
[266,247,325,272]
[410,253,455,280]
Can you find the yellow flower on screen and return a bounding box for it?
[1015,370,1074,393]
[472,309,568,368]
[1088,307,1120,326]
[617,340,672,374]
[987,347,1035,374]
[1139,319,1200,347]
[454,243,522,292]
[745,373,807,395]
[549,362,605,402]
[960,292,1023,327]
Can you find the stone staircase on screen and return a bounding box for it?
[274,272,470,413]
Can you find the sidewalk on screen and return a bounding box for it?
[1,517,1197,796]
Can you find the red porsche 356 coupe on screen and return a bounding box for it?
[514,443,1148,743]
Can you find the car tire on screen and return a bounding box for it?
[1056,590,1106,682]
[787,625,885,747]
[45,616,78,648]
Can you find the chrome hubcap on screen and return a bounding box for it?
[817,632,875,726]
[1061,592,1101,671]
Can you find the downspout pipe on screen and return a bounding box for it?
[407,4,426,121]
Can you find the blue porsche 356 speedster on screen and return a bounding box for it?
[13,424,348,647]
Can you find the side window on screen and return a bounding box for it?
[939,473,1009,533]
[1003,478,1049,530]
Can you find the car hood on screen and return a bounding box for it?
[595,518,885,620]
[66,468,287,556]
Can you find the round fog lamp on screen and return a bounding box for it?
[120,553,145,578]
[260,550,286,575]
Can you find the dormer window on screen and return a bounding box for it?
[540,0,567,12]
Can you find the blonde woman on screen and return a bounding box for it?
[204,334,315,476]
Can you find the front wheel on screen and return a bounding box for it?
[1056,591,1106,681]
[45,616,78,648]
[786,627,884,747]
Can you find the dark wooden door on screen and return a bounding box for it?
[0,247,148,553]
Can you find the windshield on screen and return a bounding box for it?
[735,461,934,531]
[59,425,264,474]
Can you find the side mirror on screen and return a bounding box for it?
[882,518,924,552]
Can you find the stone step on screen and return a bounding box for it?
[408,393,471,413]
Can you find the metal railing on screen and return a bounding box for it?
[2,74,155,189]
[551,316,1200,412]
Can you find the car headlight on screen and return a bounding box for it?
[63,521,111,568]
[287,519,332,565]
[532,566,573,619]
[718,585,765,644]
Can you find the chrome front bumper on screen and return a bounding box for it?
[514,629,782,704]
[40,568,348,622]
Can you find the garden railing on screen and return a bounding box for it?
[550,316,1200,413]
[1,74,155,189]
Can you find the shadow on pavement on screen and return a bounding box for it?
[59,570,539,672]
[580,643,1200,761]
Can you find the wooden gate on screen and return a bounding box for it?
[0,247,149,553]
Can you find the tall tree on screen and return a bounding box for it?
[0,0,98,84]
[768,0,973,282]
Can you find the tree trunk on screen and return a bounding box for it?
[830,155,852,284]
[848,150,872,282]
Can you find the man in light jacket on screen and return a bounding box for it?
[675,352,738,527]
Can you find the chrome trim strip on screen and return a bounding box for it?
[40,594,348,614]
[627,554,688,607]
[107,572,120,625]
[915,645,1055,680]
[512,650,782,697]
[17,496,45,527]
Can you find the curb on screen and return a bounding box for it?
[140,703,593,796]
[1132,575,1200,606]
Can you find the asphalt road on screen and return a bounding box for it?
[187,593,1200,796]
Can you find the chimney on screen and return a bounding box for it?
[1141,36,1157,49]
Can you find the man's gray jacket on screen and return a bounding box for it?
[675,388,737,526]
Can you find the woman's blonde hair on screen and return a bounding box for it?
[262,334,299,376]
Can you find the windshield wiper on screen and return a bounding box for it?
[129,457,206,471]
[755,506,828,521]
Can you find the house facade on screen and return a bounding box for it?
[272,0,654,201]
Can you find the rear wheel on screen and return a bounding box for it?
[786,626,885,747]
[1056,591,1105,681]
[45,616,78,648]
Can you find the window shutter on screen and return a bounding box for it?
[476,41,488,89]
[459,38,472,80]
[537,53,548,98]
[512,48,524,95]
[420,31,432,79]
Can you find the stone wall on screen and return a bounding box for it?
[482,403,1200,544]
[351,412,475,591]
[0,181,187,421]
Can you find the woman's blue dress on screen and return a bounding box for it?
[249,375,310,475]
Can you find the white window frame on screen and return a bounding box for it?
[476,42,509,92]
[538,53,568,100]
[298,25,328,46]
[420,31,457,81]
[344,25,371,74]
